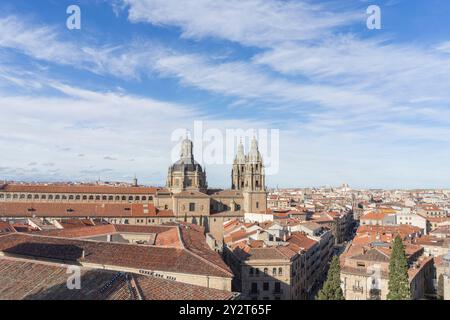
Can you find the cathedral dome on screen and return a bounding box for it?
[171,158,204,173]
[167,135,207,193]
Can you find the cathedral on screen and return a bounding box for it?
[0,135,268,241]
[164,136,268,238]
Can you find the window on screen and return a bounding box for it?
[278,267,283,276]
[250,283,258,294]
[264,268,268,275]
[255,268,260,276]
[249,268,254,276]
[256,201,259,209]
[274,282,281,293]
[272,268,277,276]
[263,282,269,291]
[189,203,195,211]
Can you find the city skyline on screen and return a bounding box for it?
[1,0,450,188]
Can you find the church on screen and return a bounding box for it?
[163,136,268,239]
[0,136,268,241]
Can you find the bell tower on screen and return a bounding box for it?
[231,139,246,190]
[231,136,267,213]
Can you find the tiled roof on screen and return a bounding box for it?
[0,232,232,278]
[0,221,15,234]
[0,257,234,300]
[287,232,317,251]
[0,202,174,218]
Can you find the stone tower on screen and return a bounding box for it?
[231,139,246,190]
[232,137,267,213]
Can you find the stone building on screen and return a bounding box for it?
[0,136,268,241]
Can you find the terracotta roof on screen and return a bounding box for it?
[360,211,387,220]
[0,233,232,278]
[287,232,317,251]
[0,202,174,218]
[0,184,163,194]
[0,221,15,234]
[0,257,234,300]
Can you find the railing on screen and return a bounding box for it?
[352,286,364,293]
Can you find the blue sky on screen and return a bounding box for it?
[1,0,450,189]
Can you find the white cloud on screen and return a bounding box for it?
[122,0,361,47]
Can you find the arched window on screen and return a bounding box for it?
[48,195,53,200]
[115,196,120,201]
[272,268,277,276]
[89,195,94,200]
[278,267,283,276]
[122,196,126,201]
[249,268,254,276]
[69,195,74,200]
[108,196,113,201]
[264,268,268,275]
[75,195,81,200]
[41,195,47,200]
[95,195,100,200]
[102,195,107,200]
[55,195,60,200]
[142,196,147,201]
[82,195,87,200]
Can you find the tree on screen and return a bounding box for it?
[387,235,411,300]
[437,274,444,300]
[316,255,345,300]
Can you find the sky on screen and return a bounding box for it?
[1,0,450,189]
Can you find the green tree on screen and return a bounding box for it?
[316,255,345,300]
[437,274,444,300]
[387,236,411,300]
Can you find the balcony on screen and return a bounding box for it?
[352,286,364,293]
